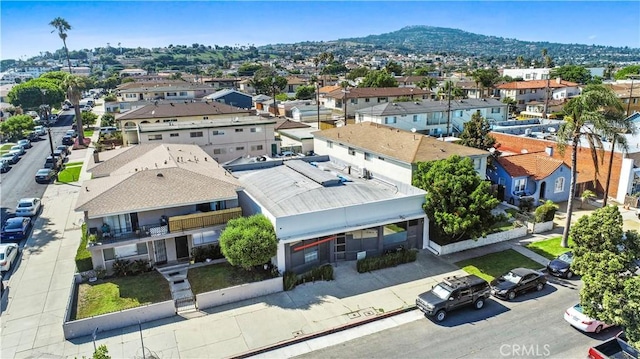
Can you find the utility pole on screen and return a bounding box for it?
[446,83,452,137]
[544,72,551,118]
[626,75,639,116]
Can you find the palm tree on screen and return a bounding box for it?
[556,84,626,247]
[516,55,525,68]
[602,116,635,206]
[417,77,438,98]
[49,17,72,74]
[62,75,87,146]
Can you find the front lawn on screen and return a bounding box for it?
[57,161,83,183]
[76,271,171,319]
[83,129,94,137]
[455,249,544,282]
[0,143,15,155]
[526,236,573,260]
[188,262,277,294]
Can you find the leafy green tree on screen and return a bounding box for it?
[502,97,517,115]
[100,113,115,127]
[6,79,65,110]
[470,68,500,98]
[358,70,398,88]
[81,111,98,129]
[550,65,592,84]
[237,62,262,76]
[219,214,277,270]
[295,85,315,100]
[412,155,500,243]
[346,66,370,80]
[458,111,496,150]
[437,80,464,100]
[49,17,73,73]
[557,84,626,247]
[320,61,347,75]
[250,66,287,98]
[416,77,438,93]
[384,61,403,76]
[0,114,33,140]
[570,206,640,349]
[614,65,640,80]
[40,71,69,83]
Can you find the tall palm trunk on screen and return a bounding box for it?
[603,138,616,206]
[562,138,579,247]
[62,38,72,74]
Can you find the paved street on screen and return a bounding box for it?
[288,277,614,359]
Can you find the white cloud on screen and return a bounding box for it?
[588,35,597,40]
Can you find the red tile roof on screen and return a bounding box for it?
[497,152,565,180]
[496,79,579,90]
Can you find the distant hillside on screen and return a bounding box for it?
[265,25,640,64]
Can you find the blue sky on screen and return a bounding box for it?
[1,1,639,61]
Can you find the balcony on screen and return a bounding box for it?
[90,207,242,244]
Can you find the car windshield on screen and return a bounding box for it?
[0,253,4,260]
[37,170,50,175]
[558,252,573,263]
[432,284,453,300]
[573,304,584,313]
[502,271,522,284]
[18,202,32,208]
[5,220,24,229]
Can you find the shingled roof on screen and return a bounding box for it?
[325,87,430,99]
[496,152,566,180]
[313,122,487,164]
[116,101,251,121]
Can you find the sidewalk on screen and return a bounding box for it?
[1,137,638,358]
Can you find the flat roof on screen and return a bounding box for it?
[233,159,425,217]
[139,116,276,132]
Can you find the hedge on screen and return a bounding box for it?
[356,249,418,273]
[75,223,93,272]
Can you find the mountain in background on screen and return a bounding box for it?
[265,25,640,64]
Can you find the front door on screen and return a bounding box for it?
[334,237,346,260]
[175,236,189,260]
[154,239,167,265]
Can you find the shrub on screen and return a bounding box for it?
[283,264,334,291]
[132,259,151,274]
[518,197,535,212]
[75,223,93,272]
[191,244,223,263]
[356,248,418,273]
[112,258,134,277]
[534,200,559,223]
[283,271,297,291]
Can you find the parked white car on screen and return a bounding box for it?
[564,303,614,334]
[15,198,42,217]
[0,243,19,272]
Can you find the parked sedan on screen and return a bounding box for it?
[490,267,547,300]
[10,145,26,156]
[1,152,19,164]
[56,145,71,156]
[17,139,32,149]
[62,136,74,146]
[0,159,9,173]
[35,168,57,184]
[0,243,19,272]
[547,251,574,279]
[1,217,32,242]
[15,198,42,217]
[564,303,613,334]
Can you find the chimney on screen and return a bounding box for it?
[545,146,554,157]
[556,77,561,84]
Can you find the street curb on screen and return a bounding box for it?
[231,305,418,359]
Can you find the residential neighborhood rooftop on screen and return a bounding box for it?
[313,122,488,164]
[496,79,579,90]
[115,101,252,120]
[138,116,276,132]
[356,98,505,116]
[496,152,565,180]
[325,87,430,99]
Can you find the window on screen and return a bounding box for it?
[236,146,245,151]
[213,148,226,154]
[105,243,148,260]
[327,140,333,148]
[304,248,318,263]
[365,98,370,103]
[384,116,396,124]
[192,229,220,246]
[251,145,263,151]
[514,178,526,192]
[190,131,203,138]
[203,116,209,120]
[364,152,373,161]
[167,92,177,97]
[498,177,506,185]
[350,98,357,104]
[170,133,179,137]
[212,130,224,135]
[413,115,418,122]
[148,134,162,141]
[554,177,565,193]
[162,119,177,123]
[250,127,262,133]
[491,107,501,113]
[348,147,356,156]
[474,158,481,170]
[179,91,187,96]
[235,129,244,132]
[455,110,463,117]
[378,97,388,103]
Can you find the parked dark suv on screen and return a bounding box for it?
[416,274,491,322]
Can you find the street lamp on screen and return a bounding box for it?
[40,89,55,157]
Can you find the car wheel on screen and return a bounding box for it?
[435,310,447,322]
[565,271,573,279]
[474,298,485,309]
[507,291,516,300]
[594,325,603,334]
[536,282,545,291]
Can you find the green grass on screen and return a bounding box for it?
[76,271,171,319]
[526,236,574,260]
[505,208,520,217]
[455,249,544,282]
[188,262,277,294]
[0,143,16,155]
[57,162,83,183]
[83,130,94,137]
[75,223,93,272]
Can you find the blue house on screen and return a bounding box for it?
[204,89,253,110]
[488,151,571,206]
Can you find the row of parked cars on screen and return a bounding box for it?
[1,137,35,172]
[416,252,616,335]
[35,144,71,184]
